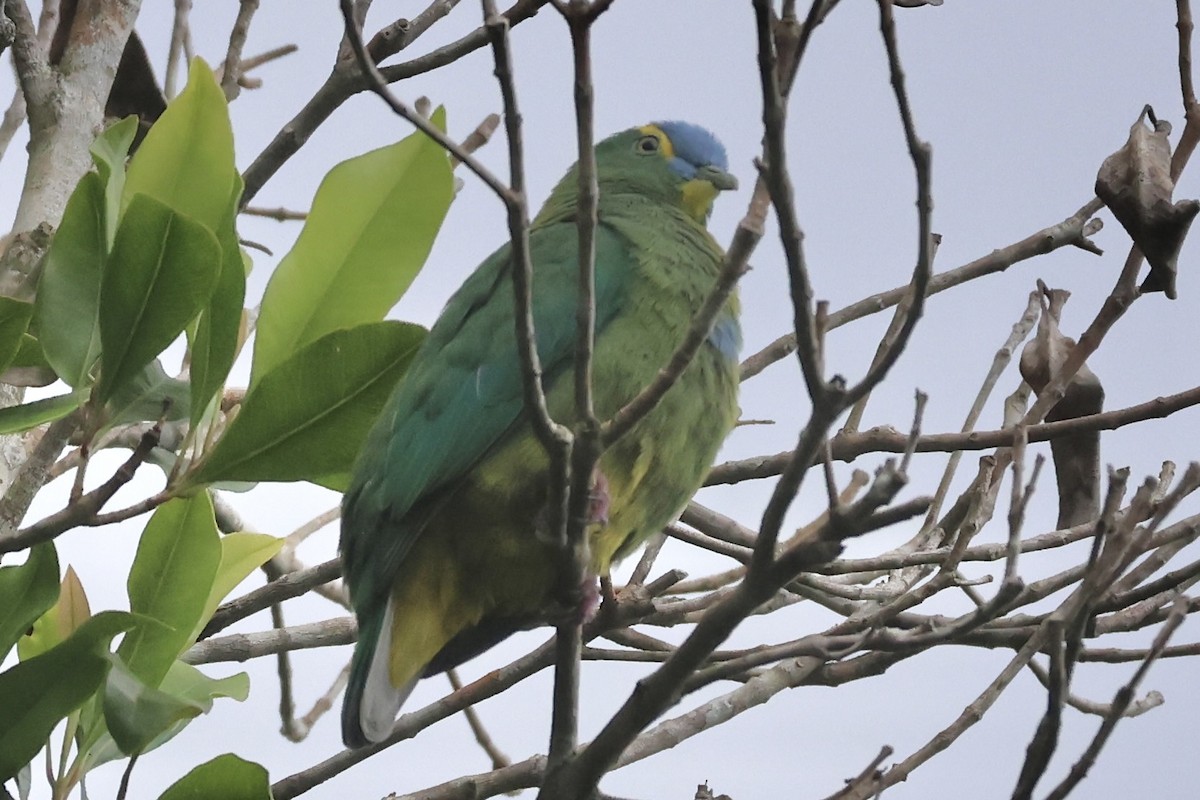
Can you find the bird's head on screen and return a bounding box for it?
[545,121,737,224]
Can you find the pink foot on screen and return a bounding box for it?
[576,576,601,624]
[588,468,611,527]
[546,575,601,627]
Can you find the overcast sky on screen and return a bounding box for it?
[3,2,1198,798]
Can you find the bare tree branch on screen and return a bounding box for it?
[220,0,260,101]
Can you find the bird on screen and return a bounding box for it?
[339,121,742,747]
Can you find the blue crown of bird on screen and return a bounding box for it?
[339,120,742,747]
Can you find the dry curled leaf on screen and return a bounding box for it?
[1019,281,1104,528]
[1095,105,1199,300]
[105,31,167,151]
[695,782,733,800]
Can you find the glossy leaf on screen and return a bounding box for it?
[192,321,425,488]
[157,754,270,800]
[0,390,87,435]
[189,173,247,428]
[35,172,107,388]
[71,656,246,769]
[103,653,204,756]
[0,544,58,660]
[118,494,220,688]
[96,193,221,403]
[104,358,191,429]
[0,611,134,783]
[251,108,452,384]
[123,57,235,234]
[192,533,282,641]
[17,566,90,662]
[162,661,250,706]
[0,335,56,388]
[130,662,249,757]
[0,298,33,378]
[90,115,139,247]
[7,333,51,371]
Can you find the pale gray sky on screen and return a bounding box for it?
[3,2,1197,798]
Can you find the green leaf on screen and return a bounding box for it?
[0,390,86,435]
[148,662,249,749]
[0,299,34,377]
[157,754,270,800]
[90,115,139,248]
[34,172,107,388]
[17,566,90,662]
[8,333,50,370]
[103,358,191,430]
[87,660,250,768]
[251,108,452,384]
[191,321,425,487]
[103,653,204,756]
[192,533,282,641]
[96,193,221,403]
[189,173,247,428]
[118,495,220,688]
[161,661,250,706]
[0,611,134,783]
[124,58,235,234]
[0,544,58,661]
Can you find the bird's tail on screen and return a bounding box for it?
[342,598,417,748]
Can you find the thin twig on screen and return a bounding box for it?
[863,624,1051,797]
[238,43,298,72]
[242,205,307,221]
[164,0,192,98]
[706,384,1200,485]
[183,616,357,664]
[368,0,464,63]
[241,0,546,205]
[0,88,27,164]
[283,664,350,742]
[448,669,512,770]
[739,199,1103,382]
[199,557,343,639]
[1042,597,1190,800]
[0,421,161,553]
[822,745,893,800]
[336,0,513,200]
[220,0,260,101]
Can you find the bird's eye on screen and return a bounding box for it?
[636,135,660,154]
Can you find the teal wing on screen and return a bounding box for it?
[340,222,636,612]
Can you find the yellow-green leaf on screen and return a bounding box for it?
[118,495,221,688]
[192,533,283,642]
[18,565,91,662]
[251,108,452,384]
[123,57,235,234]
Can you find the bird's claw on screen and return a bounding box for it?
[546,575,601,627]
